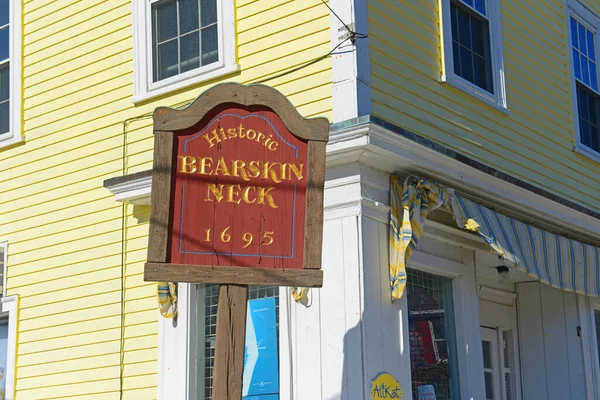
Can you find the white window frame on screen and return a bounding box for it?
[567,1,600,163]
[404,250,486,399]
[581,296,600,399]
[440,0,508,112]
[132,0,238,104]
[157,283,290,400]
[0,242,18,400]
[0,0,23,149]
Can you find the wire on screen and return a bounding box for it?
[320,0,368,39]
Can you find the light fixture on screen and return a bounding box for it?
[496,265,510,283]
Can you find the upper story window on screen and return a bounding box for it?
[0,0,22,149]
[440,0,507,110]
[568,2,600,161]
[133,0,237,103]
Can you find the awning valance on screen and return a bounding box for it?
[389,175,600,300]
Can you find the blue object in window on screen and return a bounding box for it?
[243,297,279,399]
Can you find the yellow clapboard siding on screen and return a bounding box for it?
[368,0,600,211]
[1,0,333,398]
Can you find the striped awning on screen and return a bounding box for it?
[389,175,600,300]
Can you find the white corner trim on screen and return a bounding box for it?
[0,241,7,298]
[1,295,18,400]
[0,0,23,150]
[132,0,237,104]
[105,175,152,205]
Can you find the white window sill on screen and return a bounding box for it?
[0,134,24,150]
[574,143,600,163]
[441,74,509,115]
[132,63,240,104]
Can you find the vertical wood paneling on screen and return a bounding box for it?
[563,292,587,400]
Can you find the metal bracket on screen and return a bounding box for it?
[338,22,355,43]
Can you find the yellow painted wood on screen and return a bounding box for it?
[368,0,600,211]
[0,0,333,396]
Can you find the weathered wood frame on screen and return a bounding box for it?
[144,82,329,286]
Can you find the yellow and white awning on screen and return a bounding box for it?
[390,175,600,300]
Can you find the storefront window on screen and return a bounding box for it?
[407,269,460,400]
[195,284,280,400]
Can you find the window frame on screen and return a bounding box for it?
[440,0,508,112]
[567,1,600,163]
[0,242,18,400]
[157,283,291,400]
[132,0,238,104]
[404,250,487,399]
[0,0,22,149]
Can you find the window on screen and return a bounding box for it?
[133,0,237,103]
[440,0,507,109]
[158,283,283,399]
[568,3,600,160]
[0,0,22,148]
[0,242,18,400]
[407,268,461,400]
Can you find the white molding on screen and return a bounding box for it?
[478,285,517,306]
[0,242,7,297]
[132,0,237,104]
[439,0,508,110]
[326,121,600,243]
[1,295,17,400]
[105,175,152,205]
[0,0,23,150]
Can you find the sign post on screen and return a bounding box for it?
[144,83,329,399]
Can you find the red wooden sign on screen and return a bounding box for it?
[171,106,307,269]
[144,83,328,287]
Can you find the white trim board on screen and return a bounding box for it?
[326,120,600,244]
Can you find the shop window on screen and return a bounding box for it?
[440,0,507,109]
[0,0,22,149]
[132,0,237,102]
[191,284,280,399]
[407,268,460,400]
[568,2,600,161]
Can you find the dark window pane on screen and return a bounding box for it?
[201,0,218,26]
[472,18,485,56]
[180,32,200,73]
[180,0,199,34]
[451,3,459,41]
[579,86,589,120]
[460,45,474,82]
[484,372,494,399]
[407,269,460,400]
[579,23,587,57]
[588,30,596,61]
[591,63,598,91]
[474,55,489,89]
[453,42,461,74]
[458,8,471,48]
[154,1,178,43]
[574,48,582,81]
[462,0,474,8]
[0,0,8,26]
[582,54,590,85]
[0,27,8,61]
[482,340,492,368]
[0,64,8,101]
[474,0,485,15]
[155,40,178,81]
[201,25,219,65]
[571,17,579,49]
[0,100,8,134]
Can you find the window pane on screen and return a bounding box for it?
[574,48,582,81]
[154,1,178,43]
[484,371,494,399]
[180,32,200,73]
[579,23,587,57]
[201,25,219,65]
[460,45,474,82]
[588,30,596,61]
[0,0,8,26]
[180,0,199,34]
[571,17,579,49]
[505,373,512,400]
[482,340,492,368]
[0,64,8,101]
[0,27,8,62]
[0,101,7,135]
[582,54,590,85]
[407,269,460,400]
[201,0,218,26]
[457,8,471,47]
[155,40,178,81]
[474,0,485,15]
[577,83,600,152]
[591,63,598,91]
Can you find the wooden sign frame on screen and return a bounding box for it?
[144,82,329,287]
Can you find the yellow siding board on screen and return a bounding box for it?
[25,0,130,47]
[503,1,565,45]
[236,0,294,19]
[368,30,438,76]
[237,1,325,34]
[370,0,438,38]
